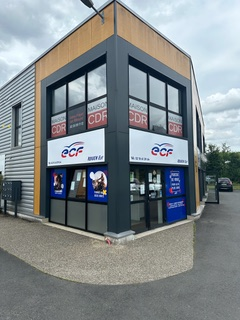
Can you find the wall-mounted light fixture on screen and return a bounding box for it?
[80,0,104,24]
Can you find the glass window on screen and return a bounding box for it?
[51,112,66,138]
[148,169,163,199]
[129,98,148,129]
[130,168,145,202]
[88,64,106,101]
[13,104,22,147]
[129,66,147,101]
[87,97,107,129]
[149,106,166,134]
[68,169,86,199]
[68,106,86,134]
[52,85,66,114]
[150,76,165,107]
[168,113,183,137]
[168,85,180,113]
[149,200,163,225]
[68,76,85,107]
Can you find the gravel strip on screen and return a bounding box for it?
[0,213,194,285]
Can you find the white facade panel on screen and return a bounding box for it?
[0,65,35,215]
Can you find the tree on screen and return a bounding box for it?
[206,144,223,176]
[206,143,240,182]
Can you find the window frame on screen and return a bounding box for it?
[12,103,22,148]
[49,58,107,140]
[128,61,185,138]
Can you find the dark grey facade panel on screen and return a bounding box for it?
[116,37,196,216]
[0,65,35,215]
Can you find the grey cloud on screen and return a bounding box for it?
[203,104,240,151]
[0,0,79,50]
[202,88,240,115]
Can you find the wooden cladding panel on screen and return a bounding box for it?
[33,81,41,215]
[33,146,41,215]
[117,3,191,80]
[35,3,114,83]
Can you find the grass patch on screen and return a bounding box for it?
[233,183,240,190]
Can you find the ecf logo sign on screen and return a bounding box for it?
[151,143,173,157]
[61,142,84,158]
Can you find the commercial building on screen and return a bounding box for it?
[0,0,206,241]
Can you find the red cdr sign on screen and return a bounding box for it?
[129,100,148,129]
[87,99,107,129]
[168,114,182,137]
[51,113,66,138]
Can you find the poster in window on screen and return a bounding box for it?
[166,196,187,223]
[51,168,66,198]
[87,97,107,129]
[68,106,86,134]
[68,169,86,199]
[51,112,66,138]
[165,167,185,197]
[168,113,182,137]
[87,166,108,203]
[129,98,148,129]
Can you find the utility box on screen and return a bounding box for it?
[2,181,22,201]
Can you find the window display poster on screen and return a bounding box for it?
[51,168,66,198]
[166,196,187,223]
[51,112,66,138]
[87,166,108,203]
[87,97,107,129]
[168,113,183,137]
[129,99,148,129]
[68,169,86,199]
[68,106,86,134]
[165,167,185,197]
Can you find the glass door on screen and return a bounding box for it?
[147,168,163,228]
[130,166,164,232]
[130,167,146,232]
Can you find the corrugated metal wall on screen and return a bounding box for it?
[0,65,35,215]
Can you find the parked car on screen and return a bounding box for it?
[218,177,233,192]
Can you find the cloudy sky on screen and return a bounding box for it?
[1,0,240,151]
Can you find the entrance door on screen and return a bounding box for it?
[147,168,163,228]
[130,166,163,232]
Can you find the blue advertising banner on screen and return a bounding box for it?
[166,196,187,223]
[165,167,185,197]
[51,168,66,198]
[87,166,108,203]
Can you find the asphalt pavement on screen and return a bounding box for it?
[0,190,240,320]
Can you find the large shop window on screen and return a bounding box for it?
[50,62,107,139]
[129,64,184,138]
[49,166,108,234]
